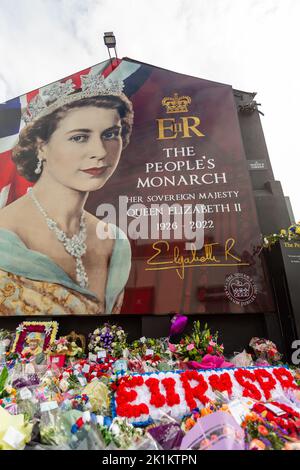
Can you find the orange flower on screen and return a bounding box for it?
[257,425,268,436]
[201,407,212,417]
[185,418,195,430]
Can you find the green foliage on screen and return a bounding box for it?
[0,367,9,397]
[171,321,224,362]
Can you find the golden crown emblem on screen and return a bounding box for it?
[162,93,191,113]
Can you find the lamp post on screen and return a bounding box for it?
[103,32,118,70]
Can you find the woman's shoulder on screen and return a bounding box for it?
[0,196,31,232]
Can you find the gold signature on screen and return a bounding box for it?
[146,238,249,279]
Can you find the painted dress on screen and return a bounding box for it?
[0,225,131,315]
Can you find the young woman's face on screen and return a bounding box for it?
[40,106,123,191]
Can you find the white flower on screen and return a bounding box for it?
[94,329,100,335]
[59,379,69,392]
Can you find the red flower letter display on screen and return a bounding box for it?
[113,366,298,425]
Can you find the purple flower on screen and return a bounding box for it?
[260,437,271,448]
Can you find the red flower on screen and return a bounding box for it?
[180,370,209,410]
[115,375,149,419]
[162,378,180,407]
[234,369,262,401]
[273,368,297,390]
[145,378,166,408]
[254,369,276,400]
[208,373,233,396]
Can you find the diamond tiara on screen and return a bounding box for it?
[22,72,125,124]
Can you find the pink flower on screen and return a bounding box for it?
[168,342,177,353]
[187,343,195,351]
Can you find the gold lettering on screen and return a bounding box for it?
[181,116,205,138]
[204,243,219,262]
[146,238,247,279]
[147,241,173,265]
[225,238,241,262]
[157,118,177,140]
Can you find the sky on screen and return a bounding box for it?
[0,0,299,221]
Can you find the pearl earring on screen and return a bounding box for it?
[34,157,43,175]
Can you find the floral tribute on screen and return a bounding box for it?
[46,337,84,358]
[249,337,282,364]
[113,366,298,425]
[169,321,224,363]
[11,321,58,355]
[242,404,300,450]
[130,336,170,361]
[88,323,127,358]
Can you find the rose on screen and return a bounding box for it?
[257,425,268,436]
[187,344,195,351]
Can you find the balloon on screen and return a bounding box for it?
[169,314,188,336]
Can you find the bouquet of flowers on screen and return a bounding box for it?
[130,337,170,360]
[169,321,224,363]
[46,337,84,358]
[242,412,287,450]
[0,329,13,359]
[100,417,143,449]
[249,337,282,364]
[88,324,127,359]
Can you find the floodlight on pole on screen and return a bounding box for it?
[103,32,118,69]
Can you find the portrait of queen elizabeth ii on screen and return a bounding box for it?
[0,73,133,315]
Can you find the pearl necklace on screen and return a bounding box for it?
[28,188,89,288]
